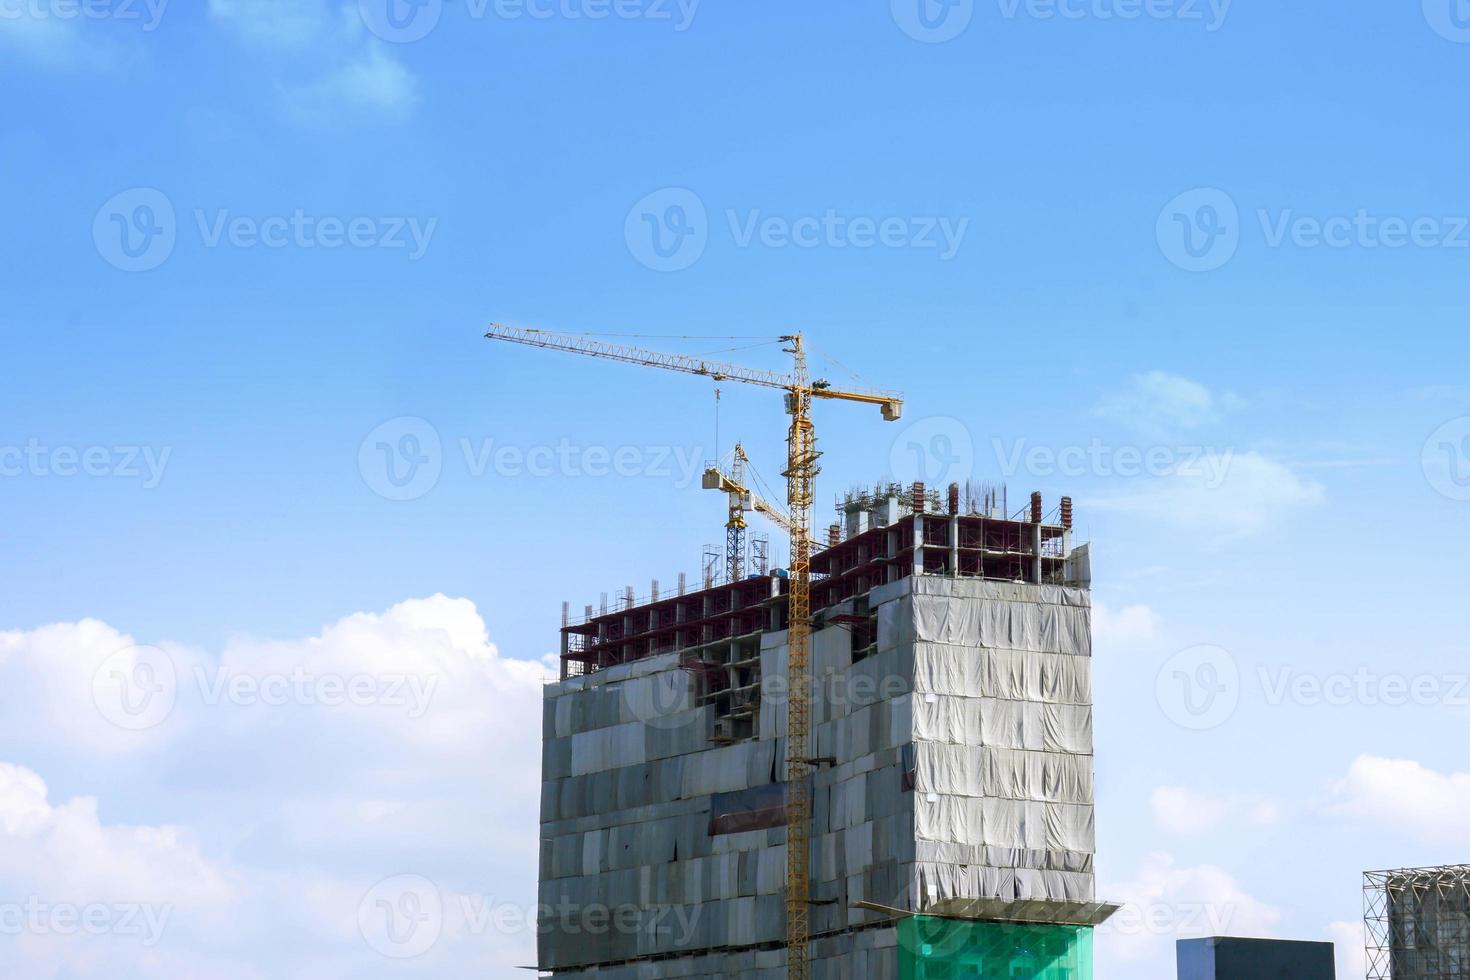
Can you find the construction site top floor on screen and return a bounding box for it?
[559,483,1089,679]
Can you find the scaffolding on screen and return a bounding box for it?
[1366,865,1470,979]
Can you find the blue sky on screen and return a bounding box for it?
[5,1,1470,976]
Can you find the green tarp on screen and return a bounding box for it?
[898,917,1093,980]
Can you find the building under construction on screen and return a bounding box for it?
[1366,865,1470,979]
[537,482,1110,978]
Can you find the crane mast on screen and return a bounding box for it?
[782,336,817,979]
[484,323,902,979]
[728,444,748,583]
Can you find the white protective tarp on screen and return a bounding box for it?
[1045,803,1096,853]
[909,590,1091,656]
[912,644,1091,704]
[914,862,1095,906]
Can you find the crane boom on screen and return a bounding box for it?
[485,322,903,980]
[486,324,903,418]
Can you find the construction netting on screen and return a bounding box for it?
[897,917,1093,980]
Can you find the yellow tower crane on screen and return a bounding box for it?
[484,323,902,979]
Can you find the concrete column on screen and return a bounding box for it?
[913,514,924,577]
[948,515,959,577]
[1030,523,1043,584]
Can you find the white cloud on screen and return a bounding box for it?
[208,0,333,47]
[0,619,200,757]
[0,0,167,69]
[1328,919,1367,980]
[1330,754,1470,844]
[1150,787,1281,836]
[208,0,419,123]
[1095,371,1243,434]
[282,42,418,124]
[1092,601,1159,648]
[1097,852,1282,975]
[1091,451,1324,540]
[0,762,231,906]
[0,597,557,977]
[1151,787,1226,836]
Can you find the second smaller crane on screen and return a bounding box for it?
[702,442,815,582]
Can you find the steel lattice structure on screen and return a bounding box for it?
[1366,865,1470,979]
